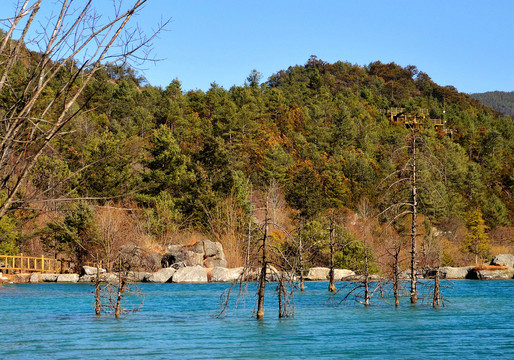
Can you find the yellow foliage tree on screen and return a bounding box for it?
[463,209,490,264]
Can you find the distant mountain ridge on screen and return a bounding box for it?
[471,91,514,117]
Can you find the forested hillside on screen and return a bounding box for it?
[471,91,514,117]
[1,46,513,270]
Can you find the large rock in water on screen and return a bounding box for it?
[439,266,473,279]
[56,274,79,283]
[472,269,514,280]
[172,265,208,283]
[490,254,514,268]
[29,272,41,283]
[41,273,58,282]
[82,265,106,275]
[146,268,176,283]
[209,267,244,282]
[79,275,95,283]
[307,267,330,280]
[333,269,356,280]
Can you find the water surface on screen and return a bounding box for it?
[1,281,512,359]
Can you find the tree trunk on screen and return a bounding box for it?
[256,202,269,320]
[364,250,370,307]
[298,235,305,292]
[410,134,418,305]
[393,248,400,307]
[94,260,101,315]
[433,267,441,308]
[114,266,126,319]
[328,220,336,292]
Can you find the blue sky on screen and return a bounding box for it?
[2,0,513,93]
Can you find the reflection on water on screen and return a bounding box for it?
[1,281,513,359]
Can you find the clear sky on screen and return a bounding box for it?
[2,0,513,94]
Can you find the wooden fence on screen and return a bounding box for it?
[0,254,63,274]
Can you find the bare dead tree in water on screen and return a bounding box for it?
[327,240,383,307]
[0,0,168,223]
[93,250,144,318]
[378,128,447,305]
[216,186,296,320]
[328,216,337,293]
[255,198,270,320]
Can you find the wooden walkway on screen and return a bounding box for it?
[0,254,62,274]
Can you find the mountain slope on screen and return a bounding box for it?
[471,91,514,117]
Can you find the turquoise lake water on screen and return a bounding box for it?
[0,280,512,359]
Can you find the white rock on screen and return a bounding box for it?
[307,267,330,280]
[82,266,106,275]
[56,274,79,283]
[333,269,356,280]
[29,272,41,283]
[490,254,514,268]
[172,265,208,283]
[439,266,472,279]
[146,268,176,283]
[209,267,243,282]
[100,273,119,283]
[79,275,95,283]
[475,269,514,280]
[41,273,58,282]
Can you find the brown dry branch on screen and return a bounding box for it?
[0,0,168,223]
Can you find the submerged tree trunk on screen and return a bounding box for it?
[298,235,305,292]
[114,263,127,319]
[94,259,101,315]
[392,246,401,307]
[364,249,370,307]
[328,219,336,292]
[433,267,441,308]
[256,202,269,320]
[278,278,284,318]
[410,134,418,305]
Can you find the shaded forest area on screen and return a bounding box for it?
[1,36,513,274]
[471,91,514,117]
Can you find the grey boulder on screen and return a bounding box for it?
[82,265,106,275]
[172,265,208,283]
[146,268,176,283]
[209,267,243,282]
[56,274,79,283]
[41,273,58,282]
[439,266,473,279]
[490,254,514,268]
[29,272,41,283]
[307,267,330,280]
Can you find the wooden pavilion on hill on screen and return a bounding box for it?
[381,108,456,137]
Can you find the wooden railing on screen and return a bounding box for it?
[0,254,63,274]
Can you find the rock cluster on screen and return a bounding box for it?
[306,267,355,280]
[23,252,514,284]
[161,240,227,269]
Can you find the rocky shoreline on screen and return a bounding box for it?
[2,243,513,284]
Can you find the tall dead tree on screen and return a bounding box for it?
[409,133,418,304]
[378,126,447,305]
[0,0,167,223]
[216,186,296,320]
[256,198,269,320]
[328,219,336,292]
